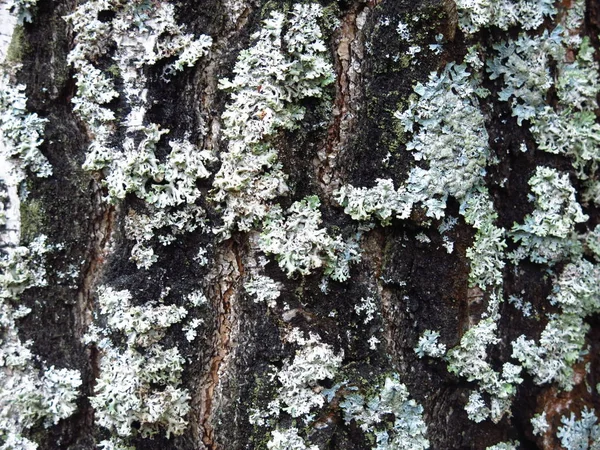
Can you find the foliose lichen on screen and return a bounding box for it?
[0,75,51,180]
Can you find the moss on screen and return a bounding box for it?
[5,25,26,66]
[20,197,44,244]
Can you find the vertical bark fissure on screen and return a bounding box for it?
[316,1,371,199]
[72,181,116,436]
[197,240,243,450]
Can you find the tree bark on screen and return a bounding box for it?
[1,0,599,449]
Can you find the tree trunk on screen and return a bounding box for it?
[1,0,599,449]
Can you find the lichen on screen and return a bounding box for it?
[414,330,446,358]
[0,237,81,447]
[557,407,600,450]
[85,286,192,440]
[0,75,51,180]
[455,0,556,34]
[66,0,213,268]
[339,375,429,450]
[259,196,360,280]
[510,167,587,265]
[212,3,334,237]
[512,258,600,390]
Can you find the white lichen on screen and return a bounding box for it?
[510,167,587,265]
[245,275,281,308]
[414,330,446,359]
[557,407,600,450]
[0,238,81,447]
[456,0,556,34]
[212,3,333,237]
[531,411,550,436]
[87,285,191,439]
[0,75,51,180]
[259,196,359,280]
[339,375,429,450]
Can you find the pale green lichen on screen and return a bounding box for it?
[0,237,81,448]
[89,344,190,439]
[85,286,191,440]
[8,0,38,24]
[339,375,429,450]
[245,274,281,308]
[66,0,213,269]
[0,75,51,180]
[510,167,587,265]
[395,62,492,219]
[487,28,563,125]
[485,442,519,450]
[265,330,343,421]
[531,411,550,436]
[337,49,512,424]
[414,330,446,359]
[212,3,334,237]
[455,0,556,34]
[335,178,411,225]
[487,7,600,179]
[447,319,522,423]
[557,407,600,450]
[266,428,318,450]
[259,196,360,280]
[98,438,136,450]
[96,286,188,347]
[513,257,600,390]
[513,314,586,390]
[337,61,492,222]
[460,188,506,291]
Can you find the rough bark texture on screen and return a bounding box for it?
[2,0,600,449]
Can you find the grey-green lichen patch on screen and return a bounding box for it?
[251,329,343,425]
[249,328,343,449]
[0,237,81,448]
[118,136,214,268]
[455,0,556,34]
[531,36,600,179]
[336,41,515,424]
[65,0,213,269]
[0,75,51,181]
[556,407,600,450]
[84,286,193,441]
[98,438,136,450]
[460,188,506,292]
[414,330,446,358]
[259,196,360,281]
[485,442,519,450]
[512,314,587,390]
[212,3,334,238]
[337,61,492,223]
[245,274,281,308]
[7,0,38,24]
[339,375,429,450]
[487,2,600,180]
[335,179,412,225]
[531,412,550,436]
[510,167,587,265]
[447,318,522,423]
[487,28,563,126]
[512,258,600,390]
[266,428,318,450]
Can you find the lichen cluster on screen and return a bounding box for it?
[84,286,199,445]
[3,0,600,447]
[0,237,81,448]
